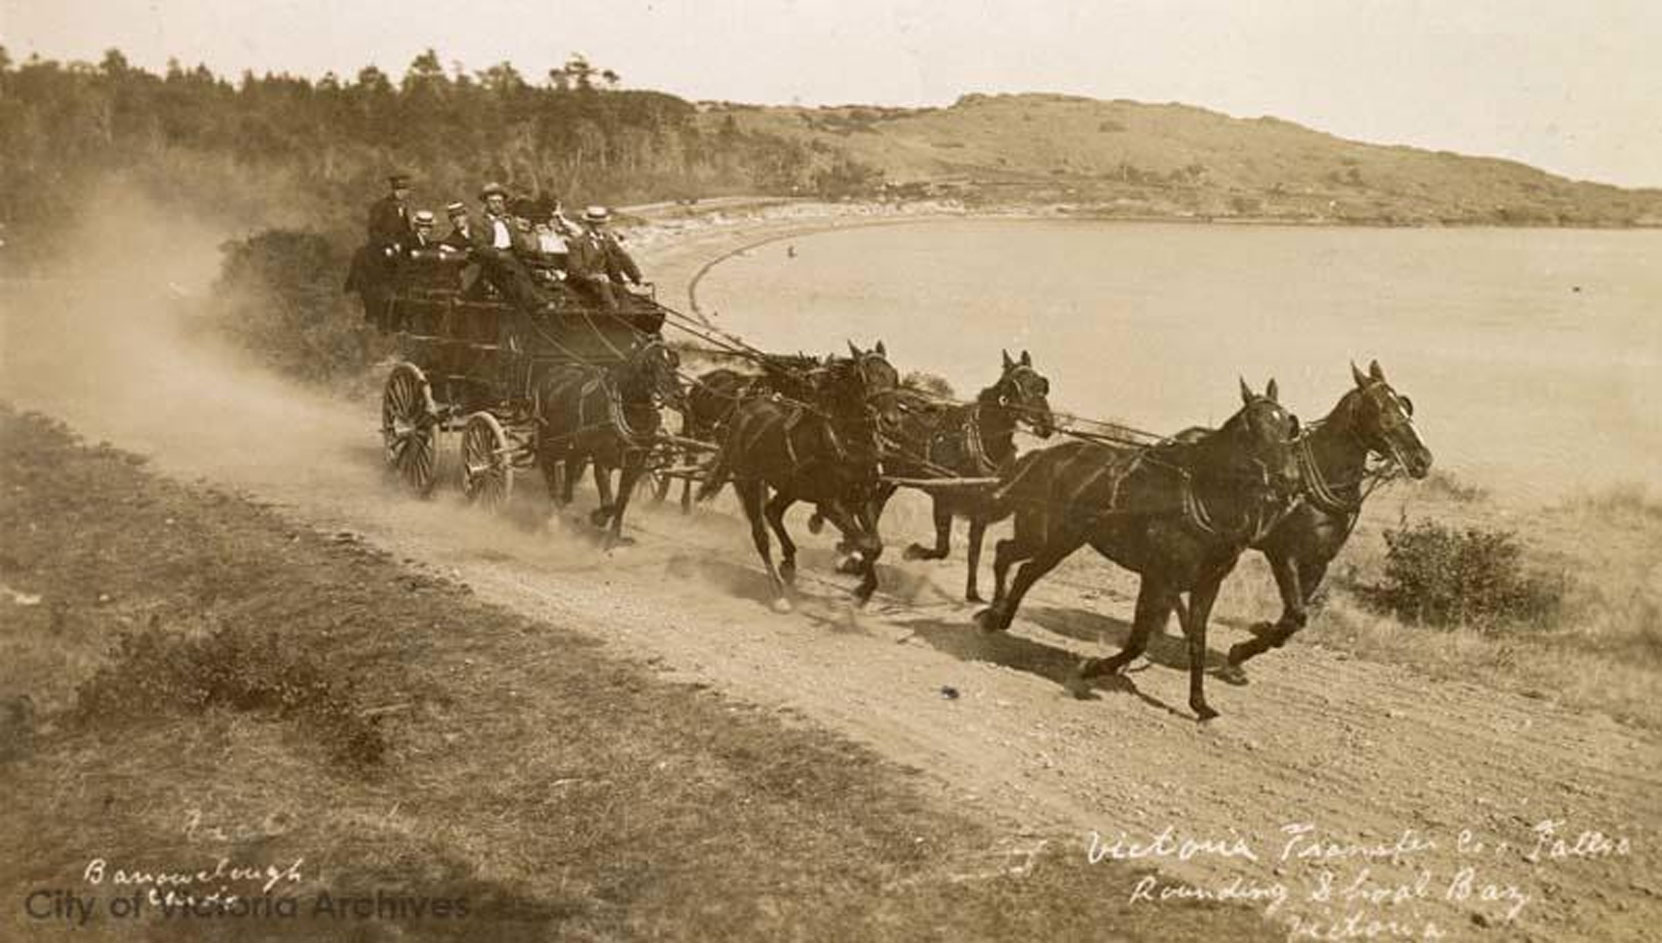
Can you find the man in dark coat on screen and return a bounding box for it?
[349,172,416,332]
[367,172,415,255]
[470,182,550,312]
[567,205,644,310]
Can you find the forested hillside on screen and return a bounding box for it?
[0,48,838,263]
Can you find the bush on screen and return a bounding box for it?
[76,623,386,768]
[902,371,955,398]
[1363,519,1565,630]
[210,229,371,386]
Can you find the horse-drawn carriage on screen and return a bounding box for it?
[373,252,676,526]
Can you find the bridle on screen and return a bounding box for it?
[992,363,1054,435]
[1297,383,1418,514]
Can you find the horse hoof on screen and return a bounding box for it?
[965,590,985,604]
[1193,704,1220,722]
[902,543,931,561]
[972,607,1005,632]
[1063,668,1097,700]
[589,509,611,528]
[770,597,794,615]
[780,561,797,585]
[853,586,876,608]
[1215,663,1250,686]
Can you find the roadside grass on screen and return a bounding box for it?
[0,405,1280,942]
[1250,475,1662,729]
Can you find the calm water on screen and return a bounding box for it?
[698,220,1661,502]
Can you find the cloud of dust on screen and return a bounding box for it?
[0,182,969,613]
[0,183,362,485]
[0,184,767,587]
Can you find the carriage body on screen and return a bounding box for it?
[376,252,670,505]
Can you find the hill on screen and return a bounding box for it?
[700,92,1662,226]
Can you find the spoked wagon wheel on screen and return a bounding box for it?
[382,363,439,496]
[461,412,514,511]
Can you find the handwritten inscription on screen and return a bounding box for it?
[1086,819,1632,941]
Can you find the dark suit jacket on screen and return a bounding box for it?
[569,230,642,285]
[367,195,413,250]
[441,225,475,252]
[472,214,534,255]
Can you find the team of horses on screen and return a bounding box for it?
[530,337,1432,720]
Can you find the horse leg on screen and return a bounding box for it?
[964,516,988,603]
[975,536,1078,632]
[1228,550,1305,667]
[832,482,891,574]
[816,497,882,605]
[1179,577,1225,721]
[603,451,645,549]
[905,497,954,561]
[737,478,790,612]
[542,448,567,507]
[589,457,616,529]
[988,505,1043,607]
[763,489,799,585]
[561,454,585,506]
[1073,579,1176,691]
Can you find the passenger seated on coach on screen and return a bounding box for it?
[532,196,576,275]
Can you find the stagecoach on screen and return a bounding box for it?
[369,251,675,510]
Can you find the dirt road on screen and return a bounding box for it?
[2,215,1657,943]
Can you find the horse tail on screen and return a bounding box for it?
[695,429,734,503]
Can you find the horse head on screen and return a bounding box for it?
[622,337,684,411]
[1345,359,1432,479]
[1217,377,1302,498]
[843,339,903,428]
[996,348,1055,438]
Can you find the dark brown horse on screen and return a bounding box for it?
[870,349,1056,601]
[696,342,902,611]
[668,353,825,511]
[536,338,684,548]
[1183,360,1431,671]
[976,380,1301,720]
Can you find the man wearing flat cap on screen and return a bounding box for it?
[367,172,416,257]
[567,205,645,310]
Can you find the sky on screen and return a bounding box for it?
[5,0,1660,188]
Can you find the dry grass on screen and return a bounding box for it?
[0,405,1280,942]
[1277,477,1662,729]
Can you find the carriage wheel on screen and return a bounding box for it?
[461,412,515,511]
[382,363,438,496]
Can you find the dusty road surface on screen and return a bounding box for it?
[2,215,1657,943]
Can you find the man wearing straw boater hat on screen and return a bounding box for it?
[441,201,474,251]
[567,205,644,310]
[409,210,440,251]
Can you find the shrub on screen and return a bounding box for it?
[902,371,955,398]
[209,229,372,386]
[1363,519,1566,630]
[75,623,387,768]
